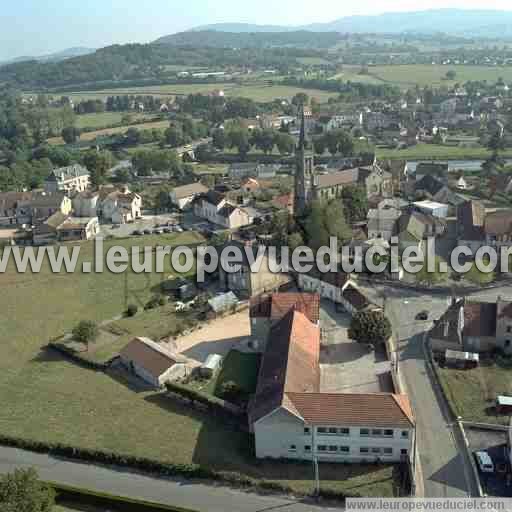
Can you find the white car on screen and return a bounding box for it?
[475,451,494,473]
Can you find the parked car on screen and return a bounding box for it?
[416,311,429,321]
[153,228,163,235]
[163,227,171,234]
[475,451,494,473]
[143,229,152,235]
[131,230,143,236]
[175,226,184,233]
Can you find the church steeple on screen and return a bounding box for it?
[294,104,314,216]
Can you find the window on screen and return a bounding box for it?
[384,430,394,437]
[328,446,338,452]
[507,326,512,333]
[360,447,369,454]
[304,445,311,452]
[371,447,381,454]
[360,429,370,437]
[401,431,409,438]
[384,448,393,455]
[401,449,408,456]
[340,428,350,436]
[304,427,310,435]
[317,445,327,452]
[328,427,337,435]
[340,446,350,453]
[371,429,382,437]
[317,427,327,434]
[289,445,297,452]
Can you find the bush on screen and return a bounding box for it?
[72,321,99,345]
[221,381,243,401]
[126,304,138,317]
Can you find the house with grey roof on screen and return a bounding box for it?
[44,164,90,194]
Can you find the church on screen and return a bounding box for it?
[293,106,393,216]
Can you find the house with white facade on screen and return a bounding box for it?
[194,191,252,229]
[44,165,90,194]
[170,182,209,210]
[99,187,142,224]
[249,302,415,463]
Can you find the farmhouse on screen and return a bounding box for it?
[194,191,252,229]
[120,337,187,388]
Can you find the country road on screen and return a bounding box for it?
[0,445,343,512]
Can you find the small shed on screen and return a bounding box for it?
[445,349,479,369]
[496,396,512,415]
[413,200,450,218]
[208,292,239,314]
[200,354,223,378]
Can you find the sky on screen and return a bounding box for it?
[2,0,512,61]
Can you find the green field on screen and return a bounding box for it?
[437,359,512,425]
[75,112,153,130]
[0,233,397,498]
[376,143,512,160]
[367,64,512,87]
[48,119,169,145]
[58,82,338,104]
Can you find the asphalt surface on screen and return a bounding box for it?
[0,446,343,512]
[360,283,484,497]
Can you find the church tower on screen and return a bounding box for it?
[294,105,315,216]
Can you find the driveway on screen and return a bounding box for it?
[100,213,182,238]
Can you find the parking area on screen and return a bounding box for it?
[319,300,393,394]
[465,426,512,496]
[100,213,182,238]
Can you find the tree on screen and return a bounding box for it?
[287,232,304,252]
[72,320,99,350]
[463,259,495,285]
[415,256,447,286]
[275,133,294,155]
[305,199,351,250]
[348,310,392,349]
[61,126,80,144]
[221,381,243,402]
[292,92,309,106]
[341,185,368,222]
[165,125,183,148]
[445,70,457,81]
[82,150,113,188]
[212,128,226,151]
[0,468,55,512]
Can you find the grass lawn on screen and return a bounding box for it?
[191,163,228,176]
[0,231,398,498]
[376,143,512,160]
[437,358,512,425]
[47,120,169,145]
[368,64,512,88]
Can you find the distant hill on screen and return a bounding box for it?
[187,9,512,37]
[155,30,341,48]
[0,47,96,66]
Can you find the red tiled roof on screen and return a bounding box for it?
[249,310,320,424]
[120,337,177,380]
[285,392,415,428]
[250,293,320,324]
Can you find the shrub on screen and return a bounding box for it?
[126,304,138,317]
[72,321,99,345]
[221,381,243,401]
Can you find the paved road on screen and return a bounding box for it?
[359,284,479,497]
[0,446,342,512]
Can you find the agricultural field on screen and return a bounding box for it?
[0,232,397,498]
[376,143,512,160]
[74,112,154,130]
[47,119,169,145]
[56,81,339,105]
[367,64,512,87]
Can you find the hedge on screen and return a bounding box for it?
[0,433,359,501]
[47,343,109,371]
[165,381,243,417]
